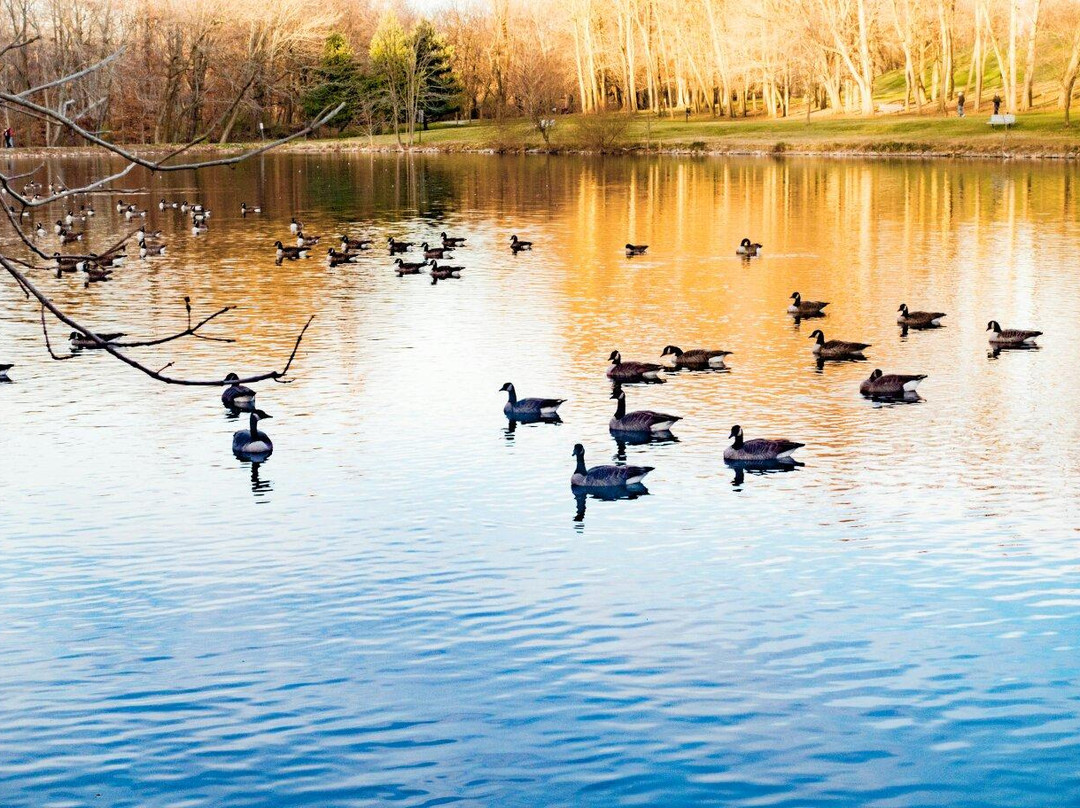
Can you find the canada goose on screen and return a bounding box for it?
[64,211,74,226]
[53,220,64,235]
[340,236,372,251]
[724,425,804,464]
[289,218,301,234]
[191,212,207,226]
[274,241,308,261]
[510,235,533,253]
[136,227,163,244]
[139,244,166,258]
[860,369,927,398]
[115,199,126,212]
[296,232,320,248]
[241,203,261,215]
[625,243,648,256]
[607,350,664,382]
[158,198,167,210]
[180,200,190,212]
[571,443,653,488]
[736,237,763,256]
[80,204,94,217]
[191,223,208,235]
[429,260,464,279]
[83,266,113,285]
[53,253,80,270]
[609,388,681,433]
[441,232,466,247]
[124,205,146,219]
[394,258,429,275]
[898,303,946,329]
[70,331,124,348]
[661,344,731,369]
[986,320,1041,346]
[232,409,273,459]
[34,223,45,238]
[221,372,257,411]
[500,382,564,418]
[388,237,413,254]
[59,231,82,245]
[788,292,828,316]
[327,248,359,266]
[0,363,12,381]
[421,242,451,259]
[809,329,870,359]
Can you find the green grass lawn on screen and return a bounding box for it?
[295,108,1080,157]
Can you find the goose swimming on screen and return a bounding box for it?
[607,350,664,382]
[221,373,257,411]
[232,409,273,460]
[661,345,731,369]
[609,388,681,433]
[897,303,946,329]
[500,382,564,419]
[723,425,803,464]
[809,329,870,359]
[986,320,1041,346]
[571,443,653,488]
[788,292,828,317]
[860,369,927,398]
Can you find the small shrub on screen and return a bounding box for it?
[772,140,788,154]
[568,113,631,152]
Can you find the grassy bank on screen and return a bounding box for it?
[289,110,1080,158]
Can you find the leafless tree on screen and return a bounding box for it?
[0,37,344,388]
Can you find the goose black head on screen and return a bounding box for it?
[421,242,430,250]
[572,443,585,457]
[790,291,801,301]
[510,235,518,243]
[898,303,908,314]
[808,329,825,341]
[274,241,284,249]
[252,409,272,421]
[441,231,448,238]
[869,369,883,380]
[224,372,240,383]
[387,236,395,243]
[499,382,514,392]
[394,258,404,265]
[729,425,742,438]
[661,345,682,357]
[608,350,621,363]
[740,238,751,247]
[69,331,79,340]
[987,320,1001,333]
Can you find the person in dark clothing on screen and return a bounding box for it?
[956,91,965,118]
[992,95,1002,115]
[3,128,12,148]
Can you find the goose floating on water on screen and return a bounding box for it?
[441,232,466,247]
[232,409,273,460]
[241,203,261,215]
[500,382,564,419]
[571,443,653,489]
[788,292,828,317]
[736,238,762,256]
[609,388,681,434]
[0,363,12,381]
[809,329,870,359]
[661,345,731,369]
[510,235,533,253]
[860,369,927,399]
[421,242,451,259]
[607,350,664,382]
[429,260,463,279]
[987,320,1041,346]
[724,425,803,464]
[274,241,308,261]
[222,372,257,411]
[625,243,648,256]
[70,331,125,348]
[340,236,372,251]
[394,258,429,275]
[898,303,946,329]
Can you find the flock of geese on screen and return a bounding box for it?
[497,242,1042,494]
[8,184,1045,488]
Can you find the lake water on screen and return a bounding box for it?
[1,152,1079,807]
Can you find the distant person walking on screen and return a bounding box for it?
[992,95,1002,115]
[956,91,965,118]
[3,127,12,148]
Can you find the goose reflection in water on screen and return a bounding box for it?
[248,462,273,498]
[729,462,802,489]
[988,344,1041,360]
[612,434,679,461]
[503,414,563,442]
[573,485,650,523]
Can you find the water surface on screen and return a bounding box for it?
[1,153,1079,807]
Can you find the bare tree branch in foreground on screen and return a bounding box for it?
[1,41,335,387]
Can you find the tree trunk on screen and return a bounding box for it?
[1020,0,1041,110]
[1061,27,1080,126]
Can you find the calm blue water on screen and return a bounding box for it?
[1,153,1078,806]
